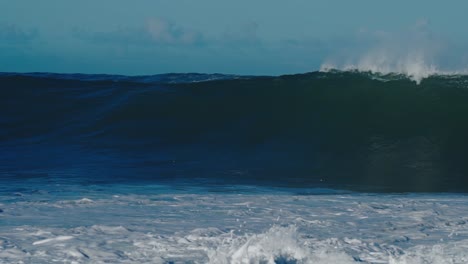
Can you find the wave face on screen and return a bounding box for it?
[1,71,468,192]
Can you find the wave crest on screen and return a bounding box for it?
[320,51,440,84]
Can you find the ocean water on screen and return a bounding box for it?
[1,71,468,263]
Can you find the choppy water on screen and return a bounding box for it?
[1,184,468,263]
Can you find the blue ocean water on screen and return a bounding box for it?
[1,71,468,263]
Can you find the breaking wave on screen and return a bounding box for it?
[1,72,468,192]
[320,49,468,84]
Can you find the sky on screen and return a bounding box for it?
[1,0,467,75]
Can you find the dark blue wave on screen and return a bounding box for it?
[1,71,468,192]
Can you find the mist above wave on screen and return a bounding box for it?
[320,55,468,85]
[320,20,468,84]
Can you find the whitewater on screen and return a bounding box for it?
[0,184,467,264]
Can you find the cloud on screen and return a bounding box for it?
[73,27,145,45]
[146,18,202,45]
[0,24,39,44]
[74,19,269,51]
[74,18,203,46]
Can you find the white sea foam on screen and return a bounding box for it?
[32,235,74,245]
[1,186,468,263]
[208,225,354,264]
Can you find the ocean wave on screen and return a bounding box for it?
[1,72,468,191]
[0,72,250,84]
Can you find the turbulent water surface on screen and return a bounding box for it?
[1,71,468,263]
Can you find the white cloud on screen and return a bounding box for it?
[74,18,203,46]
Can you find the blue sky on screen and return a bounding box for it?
[1,1,467,75]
